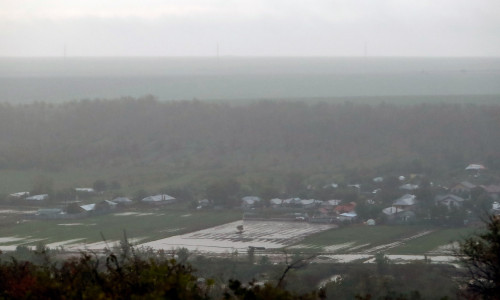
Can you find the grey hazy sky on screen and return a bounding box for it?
[1,0,499,57]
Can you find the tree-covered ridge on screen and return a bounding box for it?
[0,97,499,172]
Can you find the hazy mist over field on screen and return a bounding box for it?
[1,57,500,103]
[1,2,500,299]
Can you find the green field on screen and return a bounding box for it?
[291,224,476,255]
[0,207,481,255]
[0,209,241,246]
[389,226,478,254]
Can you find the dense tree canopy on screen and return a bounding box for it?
[0,97,499,174]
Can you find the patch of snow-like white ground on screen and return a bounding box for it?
[46,239,86,248]
[316,254,456,264]
[0,210,37,214]
[317,254,373,263]
[0,238,47,251]
[138,220,337,253]
[323,243,355,252]
[114,212,157,217]
[0,236,26,244]
[114,212,139,216]
[49,237,148,251]
[363,254,457,264]
[427,242,459,255]
[61,240,120,251]
[0,222,457,265]
[360,230,434,254]
[0,245,35,251]
[57,223,96,226]
[347,243,371,251]
[288,244,319,250]
[288,242,355,252]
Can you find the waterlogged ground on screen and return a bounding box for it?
[0,209,240,251]
[0,208,474,264]
[139,220,337,253]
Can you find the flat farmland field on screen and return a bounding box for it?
[291,224,475,255]
[0,208,477,260]
[0,209,240,251]
[139,220,337,253]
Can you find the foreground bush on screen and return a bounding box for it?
[0,249,319,300]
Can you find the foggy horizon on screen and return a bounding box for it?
[0,2,500,299]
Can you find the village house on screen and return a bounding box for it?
[79,203,96,212]
[322,182,339,189]
[196,199,211,209]
[241,196,262,209]
[392,194,417,210]
[80,200,117,214]
[465,164,486,171]
[317,199,342,214]
[380,194,417,224]
[299,199,323,209]
[25,194,49,201]
[480,184,500,200]
[435,194,465,208]
[322,199,342,207]
[283,198,303,207]
[334,202,357,214]
[382,206,416,223]
[75,188,95,193]
[9,192,30,198]
[450,181,476,195]
[141,194,176,204]
[337,212,357,222]
[399,183,419,191]
[270,198,284,208]
[36,208,64,217]
[112,197,133,205]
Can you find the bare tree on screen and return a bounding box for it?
[276,251,316,288]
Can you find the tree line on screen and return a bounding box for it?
[0,97,499,174]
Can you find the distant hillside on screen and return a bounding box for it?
[0,97,499,174]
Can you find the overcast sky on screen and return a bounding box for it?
[1,0,499,57]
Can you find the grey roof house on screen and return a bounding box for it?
[142,194,176,204]
[435,194,465,208]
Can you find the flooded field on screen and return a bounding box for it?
[139,220,337,253]
[0,217,462,265]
